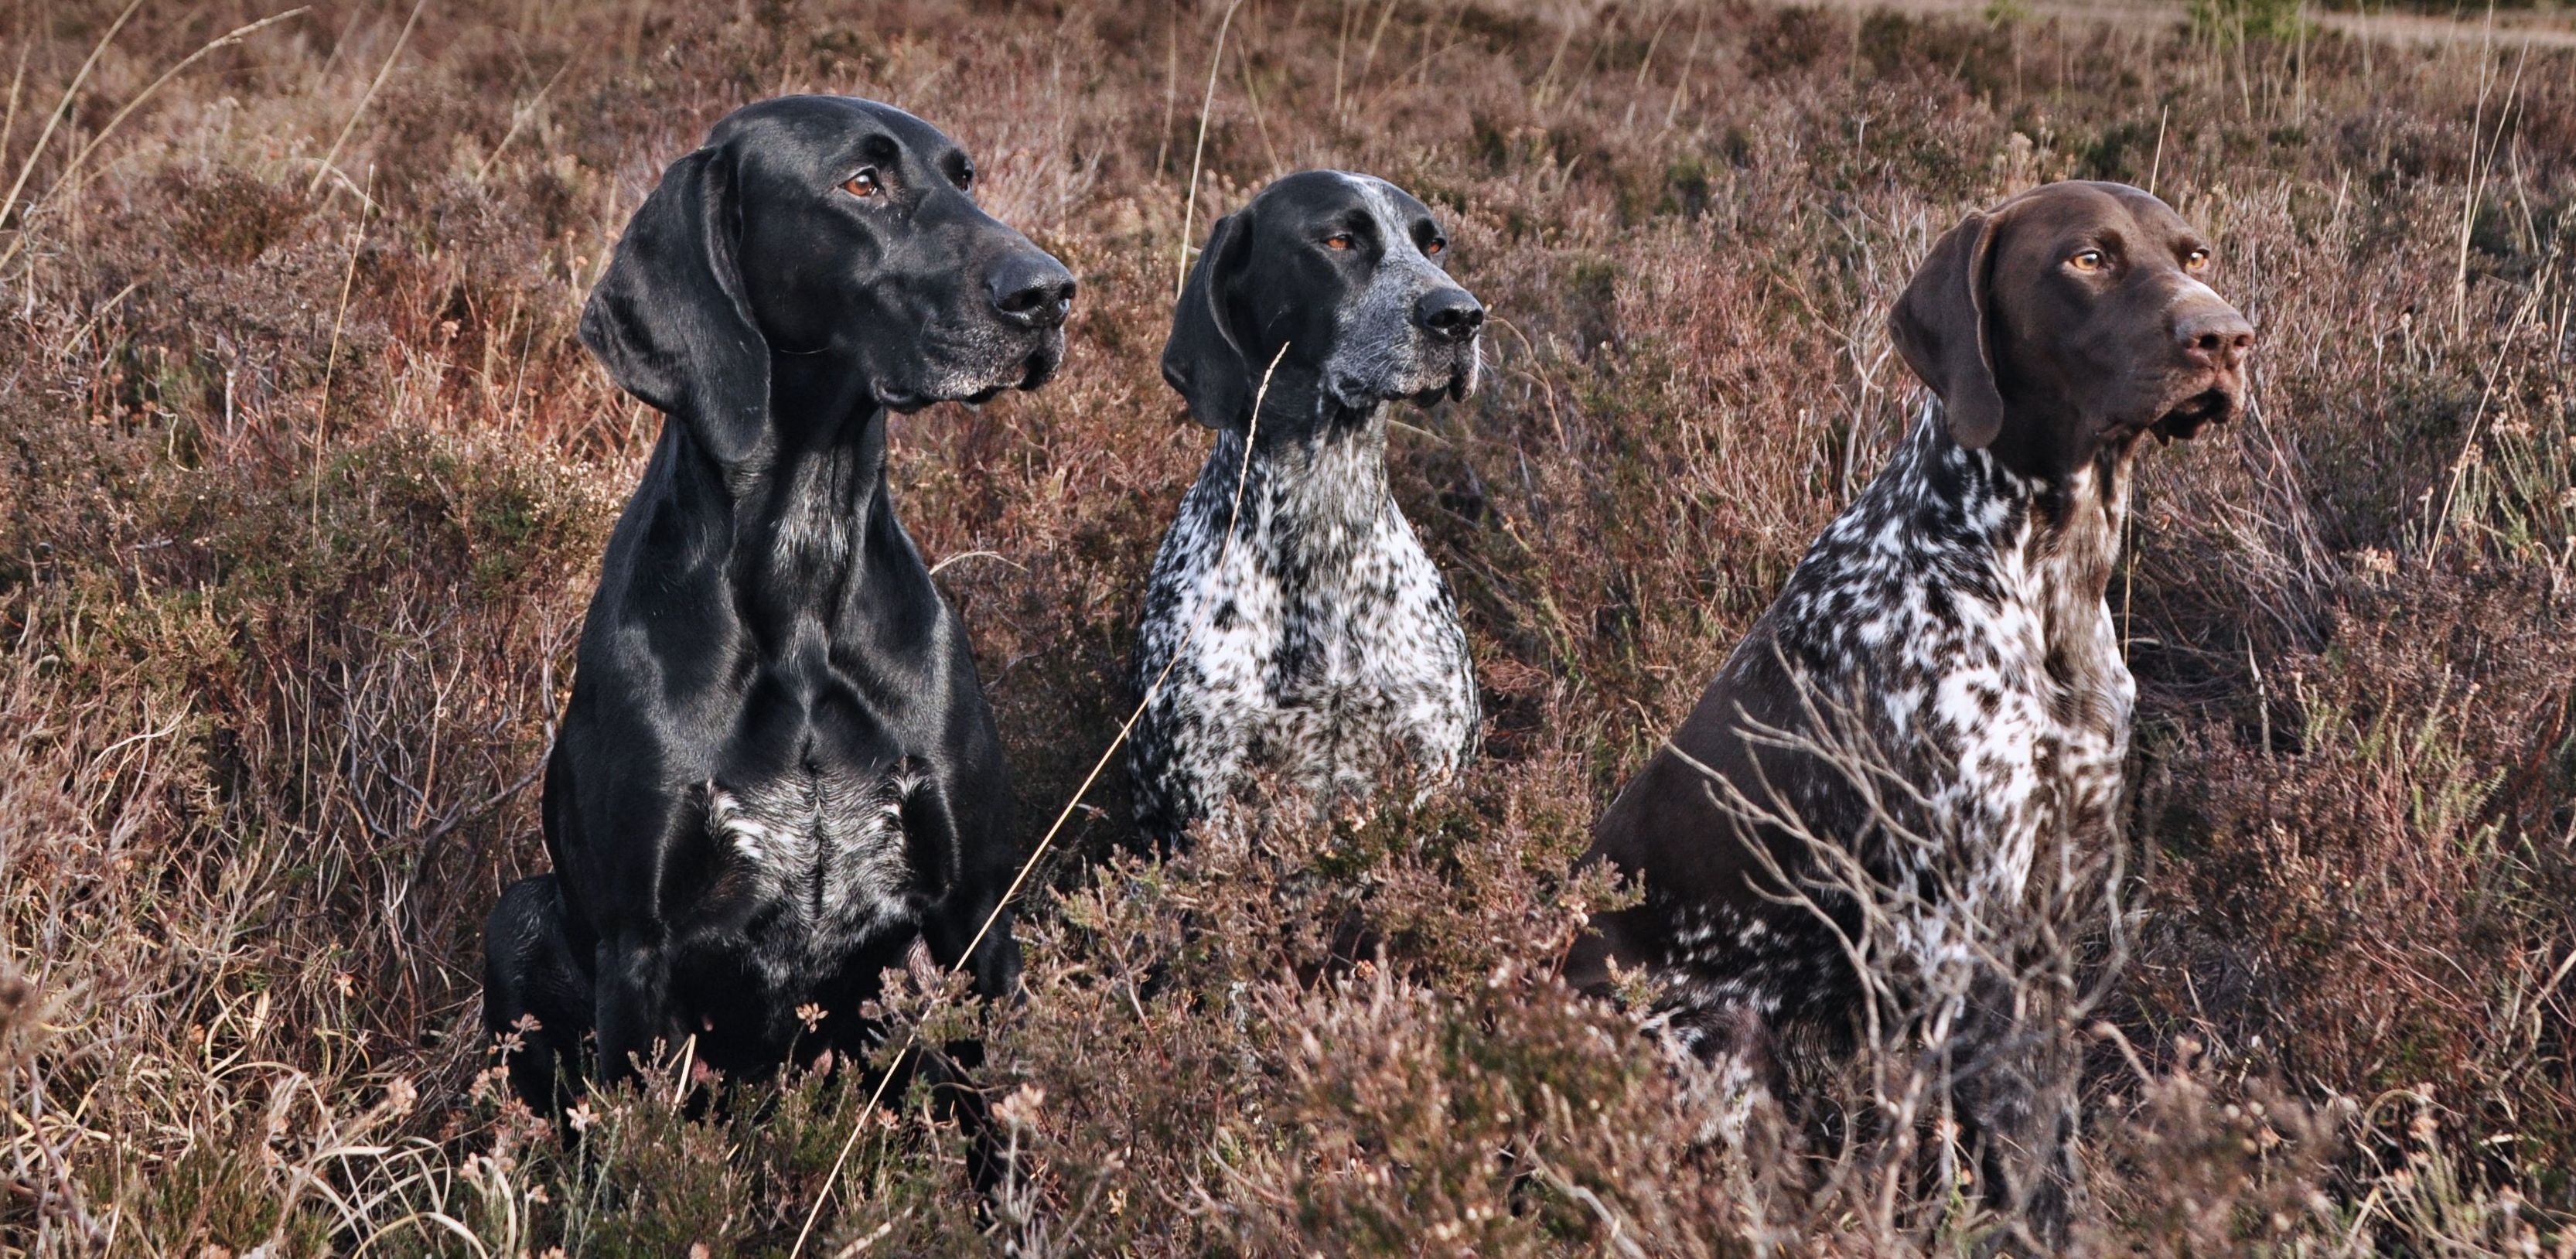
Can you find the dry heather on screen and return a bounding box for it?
[2,0,2573,1254]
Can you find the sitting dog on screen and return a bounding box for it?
[1566,181,2253,1222]
[483,96,1074,1111]
[1126,172,1486,850]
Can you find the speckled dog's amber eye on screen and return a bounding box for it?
[1326,233,1355,251]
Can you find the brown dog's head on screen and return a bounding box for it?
[1891,180,2253,477]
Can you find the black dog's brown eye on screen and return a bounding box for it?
[2068,248,2106,272]
[843,169,881,199]
[2185,247,2211,271]
[1326,233,1355,251]
[953,161,974,192]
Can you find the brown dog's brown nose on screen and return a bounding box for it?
[2177,306,2254,370]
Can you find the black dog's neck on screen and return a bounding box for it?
[1229,362,1356,445]
[1219,378,1393,461]
[674,353,896,507]
[653,356,917,630]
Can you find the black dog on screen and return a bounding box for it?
[1127,172,1484,850]
[483,96,1073,1111]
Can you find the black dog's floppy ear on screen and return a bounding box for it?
[580,145,771,466]
[1161,209,1258,430]
[1890,208,2007,450]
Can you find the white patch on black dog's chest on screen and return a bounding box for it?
[705,762,922,988]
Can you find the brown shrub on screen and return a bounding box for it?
[2,0,2571,1253]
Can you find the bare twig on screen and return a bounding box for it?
[314,164,376,522]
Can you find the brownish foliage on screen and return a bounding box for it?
[2,0,2571,1254]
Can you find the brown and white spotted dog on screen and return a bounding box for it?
[1564,181,2253,1221]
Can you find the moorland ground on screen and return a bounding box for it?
[3,0,2574,1253]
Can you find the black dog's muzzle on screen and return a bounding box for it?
[992,248,1073,394]
[988,250,1076,332]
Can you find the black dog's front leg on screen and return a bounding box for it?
[593,930,681,1087]
[483,873,595,1114]
[934,896,1023,1005]
[893,772,1024,1200]
[901,771,1023,1003]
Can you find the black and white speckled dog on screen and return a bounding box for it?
[1566,181,2253,1213]
[1127,172,1485,850]
[481,97,1074,1113]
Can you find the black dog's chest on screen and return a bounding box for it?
[694,762,924,989]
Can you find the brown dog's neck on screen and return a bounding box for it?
[1902,397,2136,602]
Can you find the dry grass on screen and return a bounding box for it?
[2,0,2572,1253]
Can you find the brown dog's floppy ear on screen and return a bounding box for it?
[1890,208,2008,450]
[580,145,772,468]
[1161,209,1258,430]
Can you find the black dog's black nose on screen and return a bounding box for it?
[990,251,1076,329]
[2176,305,2254,370]
[1414,288,1484,343]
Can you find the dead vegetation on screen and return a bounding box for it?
[2,0,2573,1253]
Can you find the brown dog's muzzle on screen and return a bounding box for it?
[2178,304,2254,373]
[2153,293,2254,441]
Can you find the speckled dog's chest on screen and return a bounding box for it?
[1130,425,1479,841]
[1897,592,2134,884]
[1168,504,1475,790]
[1249,547,1476,756]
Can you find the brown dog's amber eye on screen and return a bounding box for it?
[2185,247,2211,271]
[1326,233,1355,251]
[2069,248,2105,272]
[843,170,881,199]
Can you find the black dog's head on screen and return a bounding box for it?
[1892,179,2254,477]
[1163,170,1482,435]
[582,97,1075,460]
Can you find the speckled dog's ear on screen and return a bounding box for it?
[1161,208,1259,430]
[1891,207,2008,450]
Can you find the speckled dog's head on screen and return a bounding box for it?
[1162,170,1482,437]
